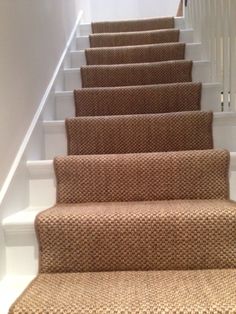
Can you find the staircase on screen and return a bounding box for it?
[2,12,236,314]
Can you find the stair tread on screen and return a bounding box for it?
[44,112,236,127]
[91,16,175,33]
[73,83,202,116]
[85,42,186,65]
[66,111,213,155]
[54,150,229,204]
[37,199,236,273]
[89,29,180,47]
[9,269,236,313]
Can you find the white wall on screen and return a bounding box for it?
[0,0,180,197]
[84,0,180,22]
[0,0,80,191]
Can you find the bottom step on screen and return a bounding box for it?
[9,269,236,313]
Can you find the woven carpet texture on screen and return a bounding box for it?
[37,199,236,273]
[66,111,213,155]
[9,270,236,314]
[55,150,229,204]
[85,43,185,65]
[74,83,202,116]
[81,60,193,88]
[89,29,180,48]
[92,17,175,33]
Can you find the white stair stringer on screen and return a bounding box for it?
[63,61,212,91]
[55,83,222,120]
[69,43,202,68]
[43,113,236,160]
[76,29,195,50]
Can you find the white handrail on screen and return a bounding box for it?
[185,0,236,111]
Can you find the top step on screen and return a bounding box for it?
[79,17,185,36]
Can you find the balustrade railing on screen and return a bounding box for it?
[185,0,236,111]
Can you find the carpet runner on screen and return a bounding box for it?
[89,29,180,47]
[74,83,202,116]
[92,17,175,33]
[85,43,185,65]
[10,14,236,314]
[9,270,236,313]
[66,111,213,155]
[54,150,228,204]
[81,60,193,87]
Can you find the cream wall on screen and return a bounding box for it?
[86,0,180,22]
[0,0,180,193]
[0,0,80,190]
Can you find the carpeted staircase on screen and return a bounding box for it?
[10,16,236,313]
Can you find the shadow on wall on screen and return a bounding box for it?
[82,0,180,22]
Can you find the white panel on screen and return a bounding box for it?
[192,61,211,83]
[201,84,222,112]
[64,69,82,90]
[77,36,90,50]
[230,171,236,201]
[55,92,75,119]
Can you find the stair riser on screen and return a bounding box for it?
[5,236,38,277]
[78,18,186,36]
[76,29,194,50]
[27,155,236,209]
[55,84,222,120]
[70,44,202,68]
[43,115,236,159]
[63,62,212,91]
[4,166,236,278]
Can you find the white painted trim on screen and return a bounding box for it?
[213,112,236,126]
[0,11,84,206]
[27,160,54,177]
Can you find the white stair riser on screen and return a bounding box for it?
[43,113,236,160]
[76,29,194,50]
[78,18,186,36]
[63,61,211,91]
[5,238,38,277]
[70,43,202,68]
[55,84,222,120]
